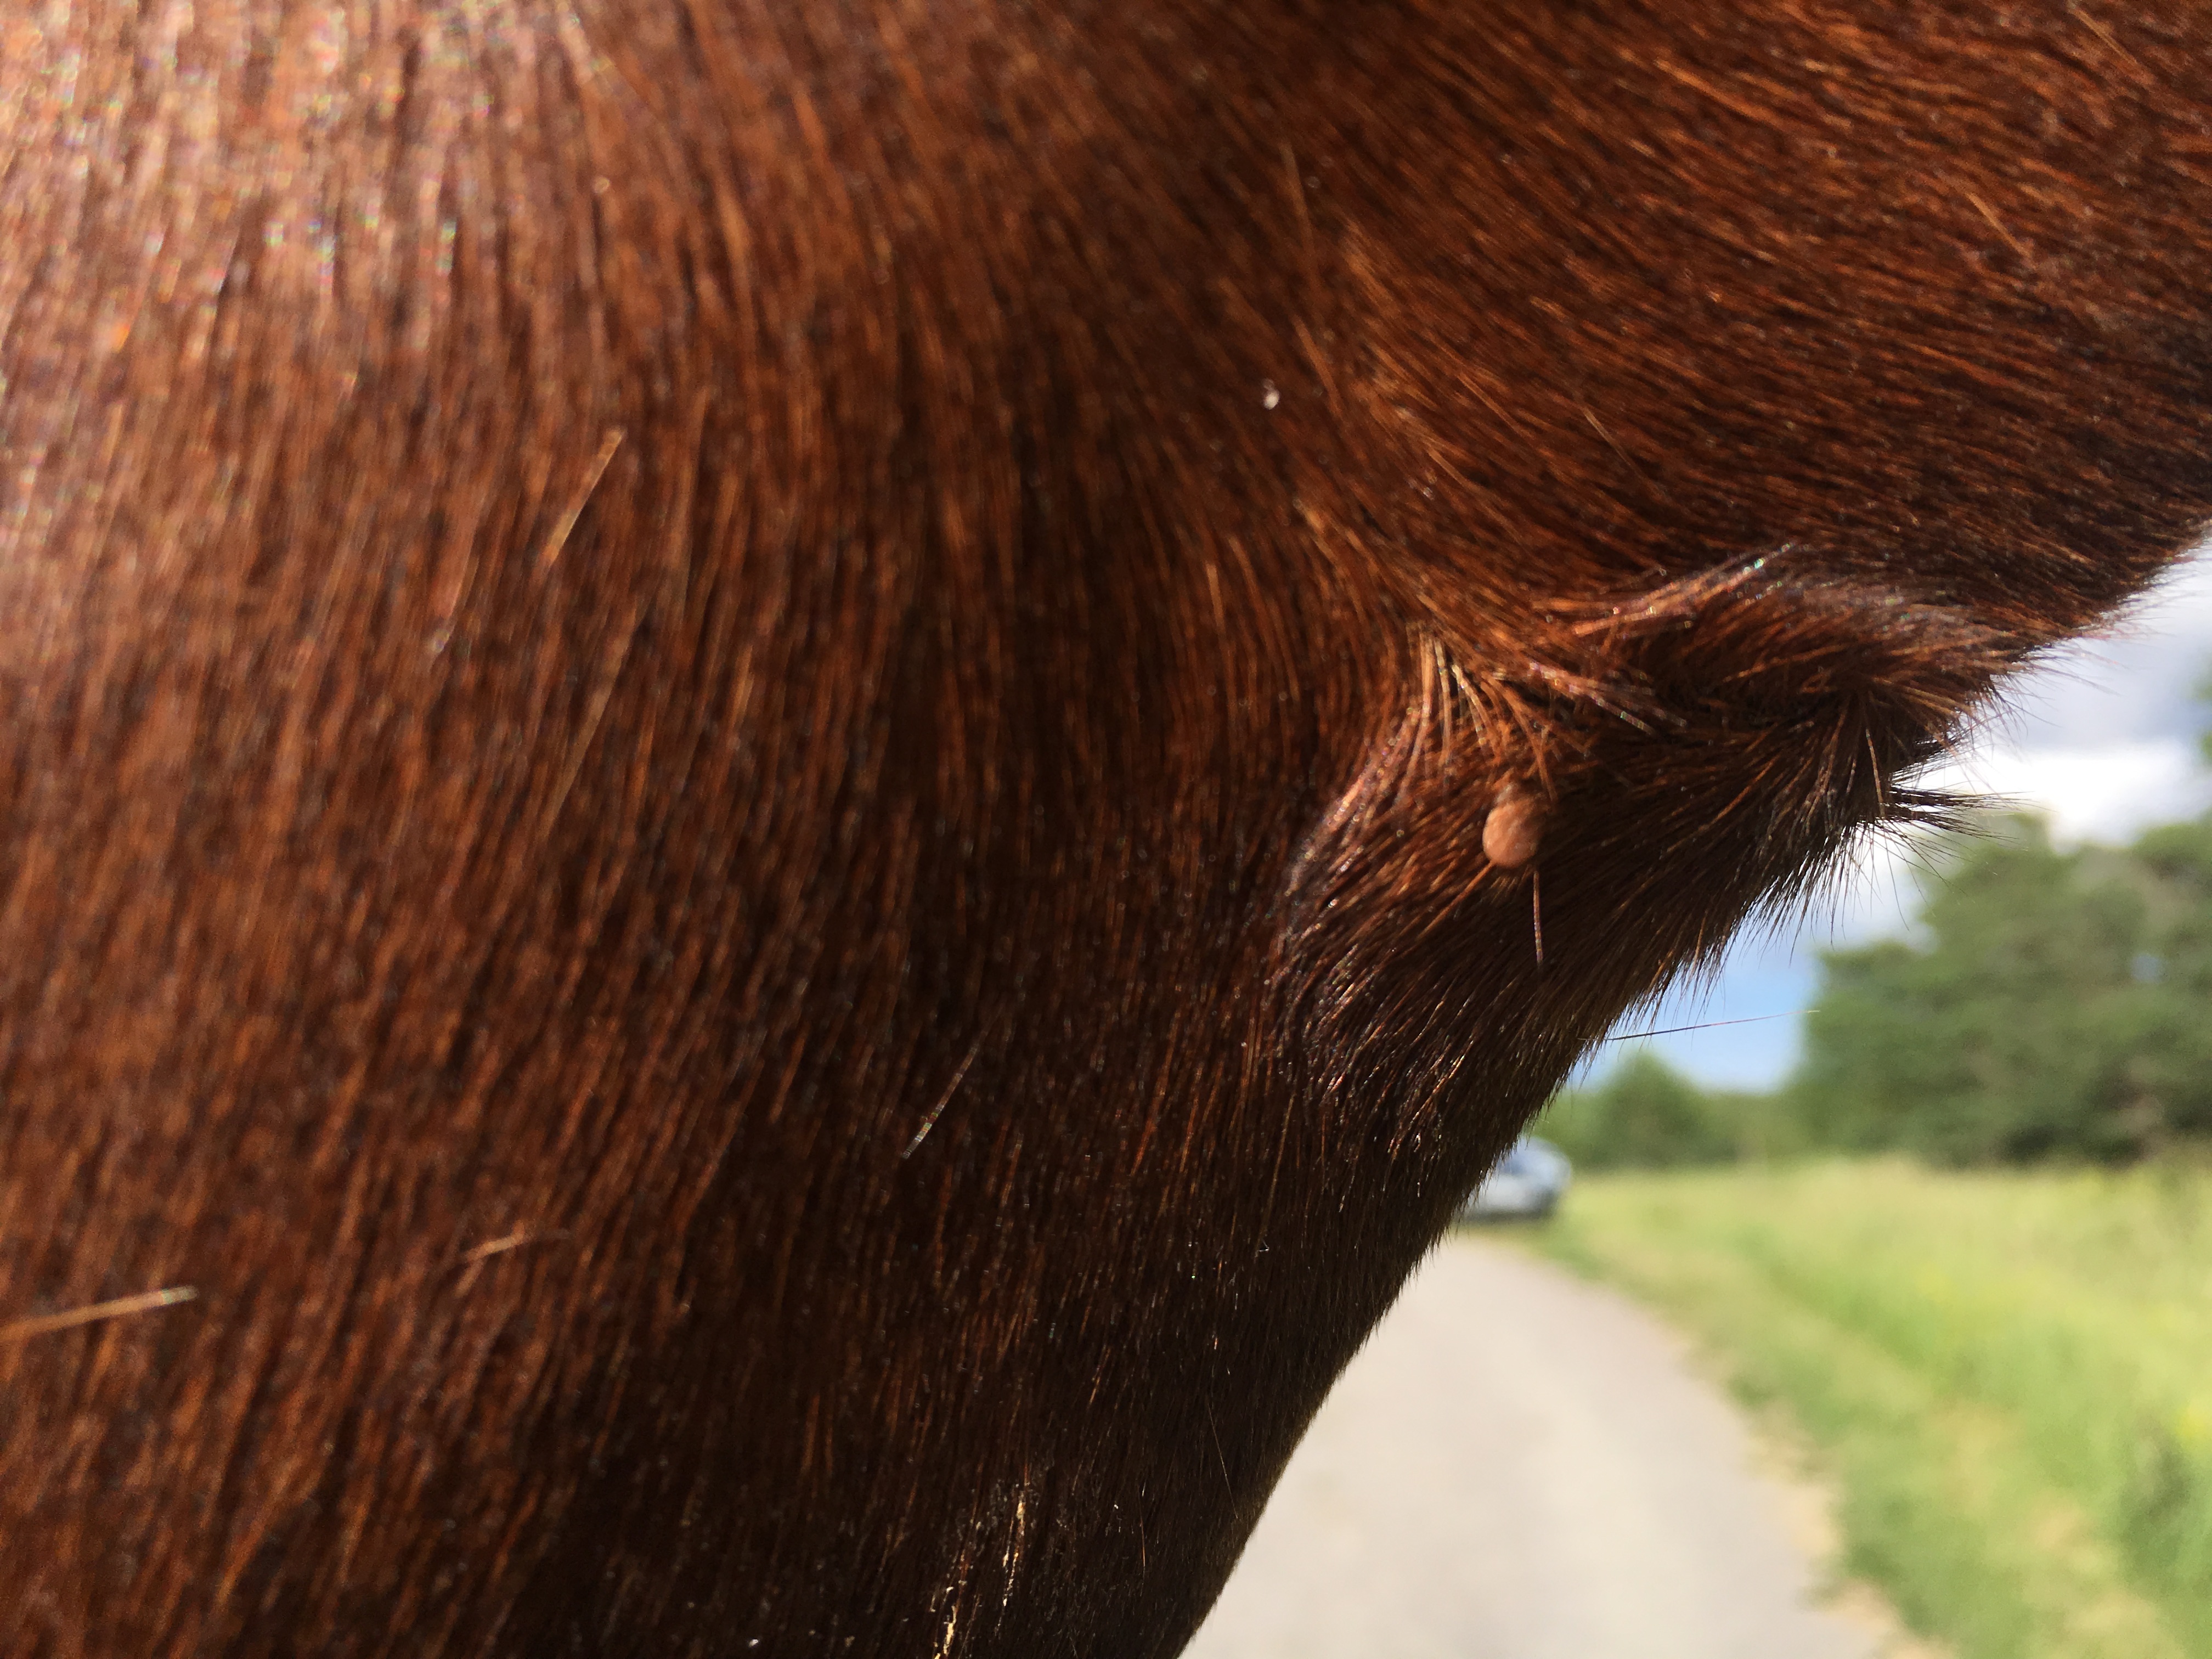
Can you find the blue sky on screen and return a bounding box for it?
[1588,552,2212,1092]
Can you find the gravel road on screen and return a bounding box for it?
[1183,1235,1878,1659]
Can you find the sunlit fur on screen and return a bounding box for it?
[4,4,2211,1655]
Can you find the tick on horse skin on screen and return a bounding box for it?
[1482,787,1546,870]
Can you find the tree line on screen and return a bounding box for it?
[1545,720,2212,1168]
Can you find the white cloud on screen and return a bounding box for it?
[1918,738,2212,848]
[1979,552,2212,751]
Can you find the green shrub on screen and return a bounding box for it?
[1541,1052,1737,1169]
[1789,814,2212,1165]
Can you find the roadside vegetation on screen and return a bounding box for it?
[1514,708,2212,1657]
[1534,1163,2212,1659]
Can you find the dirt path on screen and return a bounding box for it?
[1182,1236,1878,1659]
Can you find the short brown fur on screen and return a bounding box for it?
[4,3,2212,1655]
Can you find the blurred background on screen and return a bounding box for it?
[1189,556,2212,1659]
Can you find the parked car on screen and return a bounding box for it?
[1457,1136,1572,1222]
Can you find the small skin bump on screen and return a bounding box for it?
[1482,787,1545,870]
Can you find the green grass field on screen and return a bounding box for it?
[1530,1161,2212,1659]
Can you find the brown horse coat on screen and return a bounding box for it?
[4,3,2210,1654]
